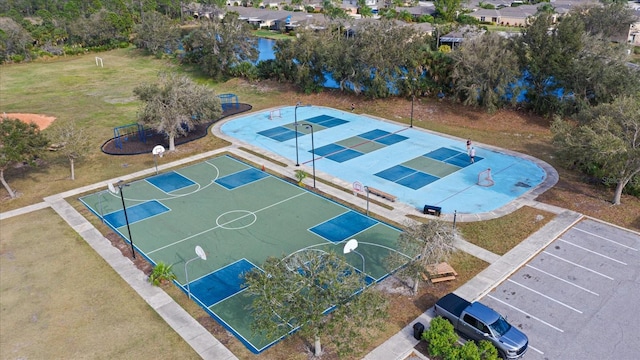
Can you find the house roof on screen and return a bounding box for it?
[440,26,485,43]
[498,4,538,18]
[471,9,501,18]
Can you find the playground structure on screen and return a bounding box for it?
[111,94,242,151]
[218,93,239,111]
[113,123,149,149]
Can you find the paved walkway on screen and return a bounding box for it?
[0,113,592,360]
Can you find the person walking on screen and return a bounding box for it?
[351,103,355,112]
[469,147,476,163]
[466,138,472,153]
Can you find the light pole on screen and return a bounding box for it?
[364,186,370,216]
[343,239,365,275]
[116,180,135,259]
[410,78,416,128]
[294,102,312,166]
[301,123,315,188]
[185,245,207,300]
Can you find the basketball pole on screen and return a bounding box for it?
[117,180,135,259]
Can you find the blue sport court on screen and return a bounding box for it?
[220,106,548,214]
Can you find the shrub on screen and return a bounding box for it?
[423,317,499,360]
[149,262,177,286]
[422,317,458,357]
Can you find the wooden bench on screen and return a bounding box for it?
[424,262,457,283]
[423,204,442,216]
[366,186,397,202]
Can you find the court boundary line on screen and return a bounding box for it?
[145,170,199,194]
[300,127,410,166]
[147,191,308,255]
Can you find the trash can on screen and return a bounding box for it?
[413,322,425,340]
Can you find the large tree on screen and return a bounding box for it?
[133,11,180,56]
[434,0,465,22]
[449,32,520,112]
[46,121,91,181]
[515,13,583,116]
[386,219,457,294]
[182,13,258,80]
[0,118,50,198]
[244,251,388,357]
[551,94,640,205]
[133,72,222,151]
[573,1,637,40]
[0,17,34,63]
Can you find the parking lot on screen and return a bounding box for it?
[481,218,640,359]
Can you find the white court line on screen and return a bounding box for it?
[573,227,638,251]
[528,345,544,355]
[559,238,627,265]
[486,295,564,332]
[543,251,614,280]
[507,279,583,314]
[526,265,599,296]
[148,192,307,255]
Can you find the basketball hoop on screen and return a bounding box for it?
[152,145,165,175]
[353,181,363,196]
[152,145,165,158]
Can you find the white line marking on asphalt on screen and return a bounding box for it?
[543,251,614,280]
[573,227,638,251]
[526,265,599,296]
[559,238,627,265]
[487,295,564,332]
[528,345,544,355]
[507,279,583,313]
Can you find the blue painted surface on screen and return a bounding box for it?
[310,211,378,243]
[221,106,547,214]
[104,200,170,228]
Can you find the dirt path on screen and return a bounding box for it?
[3,113,56,130]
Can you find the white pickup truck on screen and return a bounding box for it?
[434,293,528,359]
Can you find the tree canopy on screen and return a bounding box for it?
[551,94,640,205]
[133,72,222,151]
[387,219,457,294]
[450,32,520,112]
[182,13,258,80]
[244,251,388,357]
[0,118,50,198]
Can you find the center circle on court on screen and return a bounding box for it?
[216,210,257,230]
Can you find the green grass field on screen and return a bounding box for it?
[0,209,199,359]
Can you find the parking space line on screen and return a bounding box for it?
[487,295,564,332]
[528,345,544,355]
[559,238,627,265]
[507,279,583,313]
[543,251,614,280]
[573,227,638,251]
[526,265,599,296]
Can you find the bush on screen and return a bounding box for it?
[149,262,177,286]
[423,317,499,360]
[422,317,458,357]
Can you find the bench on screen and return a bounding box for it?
[366,187,397,202]
[423,204,442,216]
[424,262,458,284]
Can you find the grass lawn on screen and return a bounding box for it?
[0,209,198,359]
[1,48,638,359]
